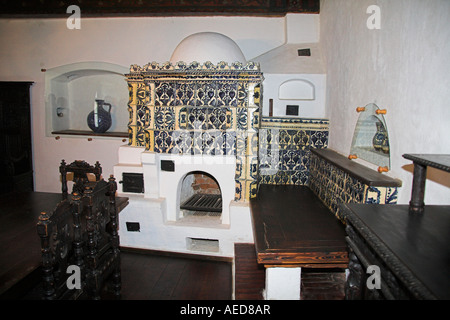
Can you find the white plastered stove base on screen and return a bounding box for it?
[113,145,254,258]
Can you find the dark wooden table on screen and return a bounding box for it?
[342,203,450,299]
[0,191,128,297]
[342,153,450,299]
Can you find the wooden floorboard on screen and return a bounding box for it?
[16,246,345,300]
[300,270,346,300]
[117,250,232,300]
[16,250,232,300]
[234,243,265,300]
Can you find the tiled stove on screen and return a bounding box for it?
[114,61,263,257]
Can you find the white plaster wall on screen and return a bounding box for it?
[0,15,296,192]
[320,0,450,205]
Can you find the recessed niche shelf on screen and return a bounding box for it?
[52,129,128,138]
[350,103,391,170]
[278,79,315,101]
[45,61,129,139]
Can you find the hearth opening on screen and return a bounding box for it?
[180,171,222,220]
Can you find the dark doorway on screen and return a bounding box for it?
[0,82,34,194]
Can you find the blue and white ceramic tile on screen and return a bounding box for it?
[258,117,328,186]
[155,106,175,130]
[309,151,399,220]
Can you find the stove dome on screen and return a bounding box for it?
[170,32,246,64]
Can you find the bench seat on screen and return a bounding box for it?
[250,184,348,268]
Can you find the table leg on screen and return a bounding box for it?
[409,162,427,213]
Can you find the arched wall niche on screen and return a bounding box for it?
[45,61,129,138]
[278,79,315,100]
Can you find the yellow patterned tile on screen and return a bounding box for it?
[136,81,150,106]
[246,131,259,156]
[128,126,136,146]
[253,84,261,107]
[245,155,259,181]
[144,128,154,151]
[235,156,246,180]
[128,104,137,126]
[235,180,243,202]
[128,82,137,105]
[128,125,138,147]
[247,106,259,132]
[244,179,258,200]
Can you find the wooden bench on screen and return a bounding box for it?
[249,148,402,299]
[250,184,348,268]
[250,184,348,300]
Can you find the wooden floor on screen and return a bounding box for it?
[117,250,232,300]
[301,269,346,300]
[16,246,345,300]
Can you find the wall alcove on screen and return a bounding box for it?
[350,103,391,170]
[278,79,315,101]
[45,61,129,138]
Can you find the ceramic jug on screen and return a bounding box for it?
[87,99,112,133]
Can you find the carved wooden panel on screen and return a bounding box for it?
[0,0,319,17]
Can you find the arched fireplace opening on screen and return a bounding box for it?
[180,171,222,220]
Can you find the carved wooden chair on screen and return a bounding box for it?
[59,159,102,199]
[82,176,121,299]
[37,175,121,300]
[37,197,83,299]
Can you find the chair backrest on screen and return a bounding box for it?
[37,197,83,300]
[59,159,102,199]
[82,176,121,299]
[37,174,120,300]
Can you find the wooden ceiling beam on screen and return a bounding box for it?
[0,0,320,18]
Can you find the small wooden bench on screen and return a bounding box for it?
[250,184,348,268]
[249,148,402,299]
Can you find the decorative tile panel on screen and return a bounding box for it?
[208,107,232,130]
[126,61,263,201]
[217,82,238,107]
[155,82,176,106]
[237,82,248,107]
[259,117,329,186]
[236,108,248,130]
[171,130,193,155]
[155,106,175,130]
[175,82,196,106]
[136,82,150,106]
[309,151,399,220]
